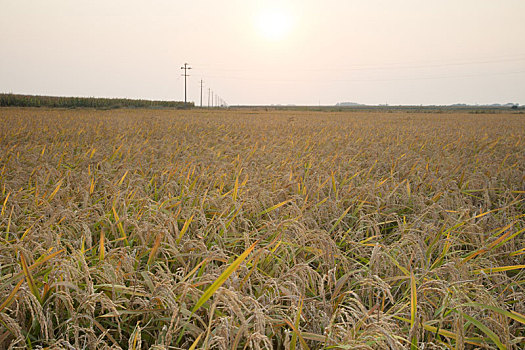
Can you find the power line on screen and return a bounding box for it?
[198,69,525,84]
[190,55,525,73]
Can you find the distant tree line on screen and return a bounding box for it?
[0,93,193,109]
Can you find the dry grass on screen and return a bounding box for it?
[0,107,524,349]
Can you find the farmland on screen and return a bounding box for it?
[0,107,524,349]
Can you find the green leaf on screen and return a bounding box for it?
[20,253,42,304]
[0,278,24,312]
[459,312,506,350]
[410,272,418,350]
[290,298,303,350]
[462,302,525,325]
[258,199,293,216]
[192,241,257,313]
[177,214,194,244]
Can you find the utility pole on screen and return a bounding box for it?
[211,91,214,108]
[180,63,191,106]
[208,88,211,108]
[200,80,203,108]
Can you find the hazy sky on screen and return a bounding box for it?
[1,0,525,105]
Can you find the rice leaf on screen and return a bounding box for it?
[462,302,525,325]
[459,312,506,350]
[290,298,303,350]
[147,232,163,266]
[283,318,311,350]
[384,252,410,277]
[0,278,24,312]
[258,199,293,216]
[474,265,525,274]
[188,333,203,350]
[410,271,418,350]
[393,315,485,346]
[328,205,352,234]
[192,241,257,313]
[117,170,129,186]
[20,253,42,304]
[129,322,141,350]
[232,173,239,201]
[177,214,194,244]
[47,179,63,201]
[0,249,64,287]
[1,192,9,216]
[112,206,129,246]
[510,247,525,256]
[99,231,105,261]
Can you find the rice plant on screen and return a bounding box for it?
[0,107,523,349]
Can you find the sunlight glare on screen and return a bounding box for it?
[256,9,293,41]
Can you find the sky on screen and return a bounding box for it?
[1,0,525,106]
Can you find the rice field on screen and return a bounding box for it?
[0,107,524,349]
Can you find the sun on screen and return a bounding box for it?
[256,9,293,41]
